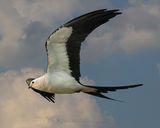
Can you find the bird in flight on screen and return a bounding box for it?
[26,9,142,103]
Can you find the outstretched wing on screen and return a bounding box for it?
[45,9,121,82]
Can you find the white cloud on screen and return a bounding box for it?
[0,68,115,128]
[0,1,27,67]
[80,76,96,85]
[81,1,160,59]
[119,26,158,53]
[0,0,159,68]
[118,1,160,53]
[0,0,112,68]
[82,30,120,60]
[11,0,79,25]
[0,0,80,68]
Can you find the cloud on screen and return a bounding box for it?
[0,0,27,68]
[118,26,158,53]
[118,1,160,53]
[81,1,160,60]
[81,30,120,60]
[0,68,115,128]
[0,0,159,68]
[0,0,112,69]
[80,76,96,85]
[0,0,80,68]
[11,0,80,25]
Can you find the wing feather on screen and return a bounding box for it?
[46,27,73,74]
[45,9,121,82]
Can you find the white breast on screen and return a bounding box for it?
[46,72,81,94]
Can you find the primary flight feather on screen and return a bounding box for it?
[26,9,143,103]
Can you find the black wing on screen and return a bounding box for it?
[63,9,122,82]
[31,88,55,103]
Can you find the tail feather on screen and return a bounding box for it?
[85,92,123,102]
[82,84,143,93]
[81,84,143,101]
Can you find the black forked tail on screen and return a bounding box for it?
[82,84,143,101]
[84,92,123,102]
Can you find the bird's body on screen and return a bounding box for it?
[40,72,81,94]
[26,9,143,103]
[29,72,97,94]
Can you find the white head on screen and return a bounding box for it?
[26,76,45,90]
[26,78,36,89]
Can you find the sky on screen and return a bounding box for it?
[0,0,160,128]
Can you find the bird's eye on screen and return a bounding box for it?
[32,81,34,84]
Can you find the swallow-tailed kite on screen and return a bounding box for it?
[26,9,143,103]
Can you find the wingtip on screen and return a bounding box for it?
[137,84,143,86]
[113,9,122,15]
[130,84,143,88]
[104,9,122,15]
[98,8,122,14]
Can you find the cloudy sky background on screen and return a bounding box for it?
[0,0,159,128]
